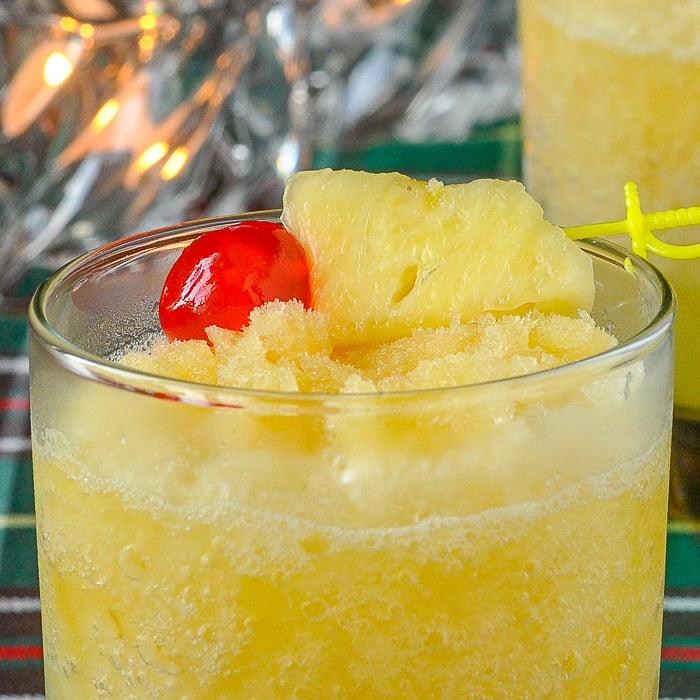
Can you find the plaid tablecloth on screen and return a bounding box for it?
[0,306,699,697]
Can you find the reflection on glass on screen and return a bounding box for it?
[0,0,519,303]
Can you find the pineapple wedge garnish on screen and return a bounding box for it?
[281,169,594,344]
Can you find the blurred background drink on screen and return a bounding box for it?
[29,216,673,697]
[518,0,700,519]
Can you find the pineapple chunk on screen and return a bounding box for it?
[281,169,594,344]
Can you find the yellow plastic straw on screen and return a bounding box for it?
[563,182,700,259]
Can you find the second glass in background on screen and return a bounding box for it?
[517,0,700,519]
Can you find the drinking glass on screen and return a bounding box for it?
[29,213,673,697]
[518,0,700,518]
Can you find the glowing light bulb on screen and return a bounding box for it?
[139,14,158,31]
[58,17,80,33]
[161,147,189,180]
[136,141,168,172]
[139,34,156,52]
[43,52,74,87]
[79,23,95,40]
[92,98,120,131]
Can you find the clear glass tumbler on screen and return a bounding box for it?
[29,214,674,697]
[517,0,700,519]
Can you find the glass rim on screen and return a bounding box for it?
[28,211,676,408]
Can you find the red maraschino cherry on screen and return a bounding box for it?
[159,220,311,341]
